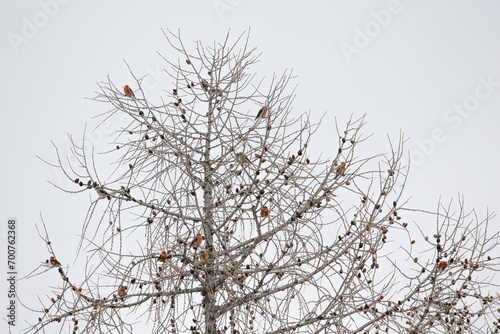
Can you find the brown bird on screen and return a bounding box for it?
[124,85,135,98]
[158,251,167,262]
[255,106,268,120]
[336,162,346,177]
[438,261,448,270]
[49,256,61,266]
[199,250,209,261]
[201,79,209,91]
[260,206,269,217]
[118,285,127,297]
[192,233,203,247]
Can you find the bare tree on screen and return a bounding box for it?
[27,30,500,334]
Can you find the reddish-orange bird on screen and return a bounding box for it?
[438,261,448,270]
[255,106,268,120]
[336,162,346,176]
[158,251,167,262]
[124,85,135,98]
[50,256,61,266]
[201,79,209,91]
[199,250,208,261]
[118,285,127,297]
[260,206,269,217]
[192,233,203,247]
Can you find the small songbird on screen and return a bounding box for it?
[255,106,268,120]
[49,256,61,266]
[191,233,203,247]
[158,251,167,262]
[96,186,110,197]
[336,162,346,177]
[199,250,208,261]
[201,79,209,91]
[118,285,127,297]
[260,206,269,217]
[237,152,251,164]
[236,275,246,285]
[438,261,448,270]
[124,85,135,98]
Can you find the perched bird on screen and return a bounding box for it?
[199,250,208,261]
[336,162,346,177]
[158,251,167,262]
[49,256,61,266]
[191,233,203,247]
[118,285,127,297]
[124,85,135,98]
[260,206,269,217]
[255,106,268,120]
[96,186,110,197]
[237,152,251,164]
[438,261,448,270]
[201,79,209,91]
[236,275,246,285]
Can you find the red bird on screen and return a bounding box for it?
[49,256,61,266]
[336,162,346,177]
[199,250,208,261]
[124,85,135,98]
[192,233,203,247]
[158,251,167,262]
[118,285,127,297]
[438,261,448,270]
[255,106,268,120]
[260,206,269,217]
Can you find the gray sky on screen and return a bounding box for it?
[1,1,500,332]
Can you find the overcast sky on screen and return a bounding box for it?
[1,1,500,332]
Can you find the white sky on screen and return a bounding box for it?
[1,1,500,332]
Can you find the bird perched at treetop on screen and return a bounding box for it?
[124,85,135,98]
